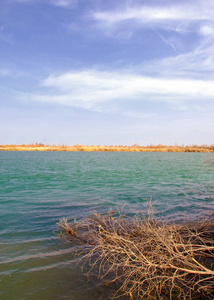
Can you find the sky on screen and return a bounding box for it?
[0,0,214,146]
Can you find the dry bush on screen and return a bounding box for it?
[58,209,214,300]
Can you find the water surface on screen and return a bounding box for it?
[0,152,213,299]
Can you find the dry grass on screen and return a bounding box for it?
[1,144,214,152]
[58,209,214,300]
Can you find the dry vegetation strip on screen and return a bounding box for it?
[58,211,214,300]
[1,144,214,152]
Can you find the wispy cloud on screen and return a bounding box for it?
[37,70,214,111]
[91,1,214,81]
[12,0,77,7]
[139,38,214,80]
[92,1,214,26]
[50,0,77,8]
[199,25,214,37]
[86,1,214,82]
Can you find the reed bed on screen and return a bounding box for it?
[58,210,214,300]
[1,144,214,152]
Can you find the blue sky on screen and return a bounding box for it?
[0,0,213,145]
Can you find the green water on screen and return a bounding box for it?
[0,152,213,299]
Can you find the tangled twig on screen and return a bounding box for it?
[58,211,214,299]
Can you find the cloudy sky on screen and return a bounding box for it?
[0,0,213,145]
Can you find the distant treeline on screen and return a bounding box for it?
[0,144,214,152]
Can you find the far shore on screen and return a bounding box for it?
[0,144,214,152]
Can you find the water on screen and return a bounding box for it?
[0,151,213,299]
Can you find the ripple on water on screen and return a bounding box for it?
[0,151,213,299]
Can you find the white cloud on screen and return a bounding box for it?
[12,0,77,7]
[50,0,77,7]
[199,25,214,37]
[38,70,214,111]
[92,1,214,25]
[89,0,214,76]
[96,2,211,80]
[139,38,214,80]
[43,70,214,97]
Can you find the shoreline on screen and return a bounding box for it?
[0,144,214,152]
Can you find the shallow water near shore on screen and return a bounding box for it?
[0,151,213,299]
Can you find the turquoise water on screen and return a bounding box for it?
[0,151,213,299]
